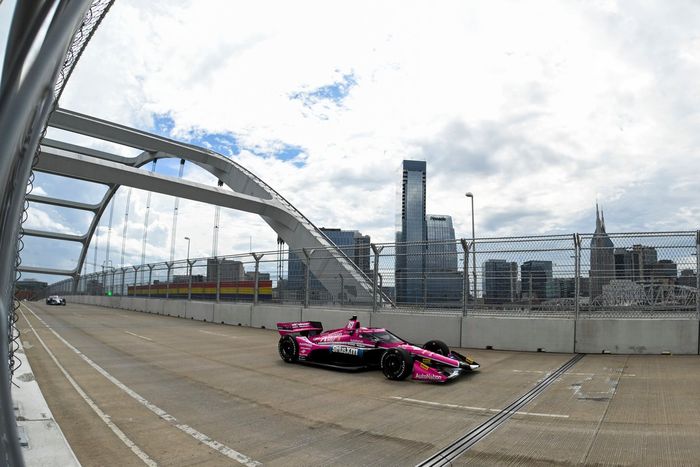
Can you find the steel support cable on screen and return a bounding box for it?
[417,354,585,467]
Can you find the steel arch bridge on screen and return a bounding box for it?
[19,107,382,305]
[591,282,699,310]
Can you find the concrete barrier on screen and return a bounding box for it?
[371,312,463,348]
[462,317,576,353]
[301,308,371,331]
[575,319,699,355]
[147,298,164,314]
[186,301,214,322]
[163,300,187,318]
[59,297,700,355]
[251,304,302,329]
[213,303,251,326]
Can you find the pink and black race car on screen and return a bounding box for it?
[277,316,479,383]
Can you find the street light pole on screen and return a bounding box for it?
[466,192,477,305]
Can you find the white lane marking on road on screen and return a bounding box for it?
[125,331,153,342]
[23,304,261,467]
[19,306,157,467]
[391,396,569,419]
[199,330,238,339]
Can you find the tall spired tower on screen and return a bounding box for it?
[589,204,615,299]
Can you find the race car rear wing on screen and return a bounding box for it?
[277,321,324,336]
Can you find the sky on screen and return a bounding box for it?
[5,0,700,283]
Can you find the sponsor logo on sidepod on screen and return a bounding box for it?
[414,372,443,381]
[331,345,361,356]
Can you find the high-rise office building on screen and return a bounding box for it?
[589,204,614,299]
[395,160,427,304]
[287,228,371,300]
[521,260,553,301]
[614,244,659,283]
[483,259,518,304]
[425,215,461,304]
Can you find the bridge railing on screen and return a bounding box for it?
[46,230,700,319]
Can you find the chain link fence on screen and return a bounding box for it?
[48,231,700,320]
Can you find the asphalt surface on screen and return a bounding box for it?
[17,302,700,466]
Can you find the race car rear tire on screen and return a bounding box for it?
[423,340,450,356]
[278,335,299,363]
[381,348,412,381]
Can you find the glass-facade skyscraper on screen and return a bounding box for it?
[287,228,370,302]
[482,259,518,304]
[521,260,553,301]
[395,160,427,304]
[425,215,462,305]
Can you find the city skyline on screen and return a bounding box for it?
[7,1,700,285]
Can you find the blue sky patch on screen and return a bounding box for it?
[151,113,305,166]
[290,72,357,107]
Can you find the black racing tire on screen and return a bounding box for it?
[278,335,299,363]
[423,339,450,356]
[381,348,412,380]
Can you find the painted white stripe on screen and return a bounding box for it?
[391,396,569,419]
[199,330,238,339]
[23,304,261,467]
[125,331,153,342]
[19,307,157,467]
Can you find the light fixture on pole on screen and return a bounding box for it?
[465,192,477,304]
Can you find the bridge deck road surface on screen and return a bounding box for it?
[16,302,700,466]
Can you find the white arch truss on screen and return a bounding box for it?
[21,108,386,304]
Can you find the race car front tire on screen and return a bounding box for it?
[278,335,299,363]
[422,339,450,356]
[381,348,412,380]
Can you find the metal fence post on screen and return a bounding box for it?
[252,253,264,305]
[302,249,313,308]
[216,257,221,303]
[165,262,173,299]
[574,233,580,320]
[121,268,127,296]
[696,231,700,319]
[187,259,195,300]
[110,269,115,296]
[147,264,154,298]
[378,273,383,307]
[460,239,469,316]
[370,244,383,313]
[132,266,140,296]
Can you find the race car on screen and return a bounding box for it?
[277,316,479,383]
[46,295,66,306]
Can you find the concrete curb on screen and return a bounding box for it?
[12,335,81,466]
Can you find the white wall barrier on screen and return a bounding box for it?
[61,296,700,355]
[575,319,699,354]
[462,317,576,353]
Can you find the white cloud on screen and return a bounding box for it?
[18,0,700,274]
